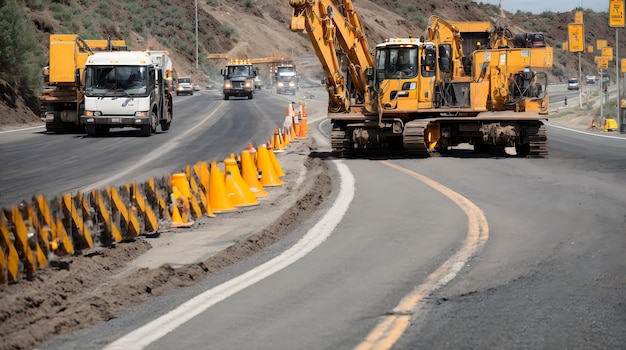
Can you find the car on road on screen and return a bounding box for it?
[193,84,200,91]
[567,78,579,90]
[176,77,193,96]
[254,77,263,90]
[585,75,596,84]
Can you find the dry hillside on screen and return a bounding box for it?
[0,0,616,130]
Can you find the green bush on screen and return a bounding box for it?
[0,0,43,91]
[219,24,235,38]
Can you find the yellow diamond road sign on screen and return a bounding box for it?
[610,0,625,27]
[567,23,584,52]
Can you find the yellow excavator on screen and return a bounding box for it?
[289,0,553,157]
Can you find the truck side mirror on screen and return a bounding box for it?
[220,68,226,77]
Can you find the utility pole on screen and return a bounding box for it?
[195,0,199,71]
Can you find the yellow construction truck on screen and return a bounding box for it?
[289,0,553,157]
[39,34,127,133]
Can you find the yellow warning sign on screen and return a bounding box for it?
[597,57,609,69]
[602,47,614,60]
[575,11,583,24]
[567,23,584,52]
[610,0,625,27]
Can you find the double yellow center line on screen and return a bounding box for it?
[356,160,490,350]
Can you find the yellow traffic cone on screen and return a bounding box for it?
[224,158,259,207]
[268,146,285,177]
[240,150,268,198]
[257,145,284,187]
[171,173,191,208]
[170,204,194,228]
[209,161,236,213]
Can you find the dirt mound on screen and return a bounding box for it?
[0,79,42,131]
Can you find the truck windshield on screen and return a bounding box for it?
[228,65,251,77]
[375,46,418,81]
[84,65,148,96]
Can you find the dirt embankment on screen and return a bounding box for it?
[0,138,332,350]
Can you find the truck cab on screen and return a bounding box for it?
[81,51,173,136]
[220,60,256,100]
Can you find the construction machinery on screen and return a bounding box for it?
[289,0,553,157]
[274,64,299,95]
[39,34,127,133]
[80,50,174,136]
[220,59,258,100]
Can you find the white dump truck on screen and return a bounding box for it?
[80,50,174,136]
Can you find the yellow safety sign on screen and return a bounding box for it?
[602,47,614,60]
[610,0,625,27]
[575,11,583,24]
[567,23,584,52]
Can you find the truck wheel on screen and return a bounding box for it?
[139,124,151,137]
[160,120,171,131]
[85,124,97,137]
[249,93,254,100]
[224,94,229,100]
[95,125,109,136]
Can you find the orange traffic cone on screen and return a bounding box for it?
[224,158,259,207]
[256,145,284,187]
[273,128,285,152]
[208,161,236,213]
[295,105,306,139]
[300,103,309,133]
[268,146,285,177]
[170,204,194,228]
[241,150,268,198]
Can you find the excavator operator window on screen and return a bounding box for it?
[375,47,417,81]
[421,44,436,77]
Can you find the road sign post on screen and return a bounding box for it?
[610,0,624,132]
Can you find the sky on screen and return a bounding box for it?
[477,1,608,14]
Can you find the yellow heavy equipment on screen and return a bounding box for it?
[39,34,127,133]
[289,0,553,157]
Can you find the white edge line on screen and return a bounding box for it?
[104,160,355,350]
[546,122,626,140]
[0,125,45,134]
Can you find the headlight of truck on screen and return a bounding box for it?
[84,111,102,117]
[289,82,295,87]
[134,111,148,117]
[277,82,284,87]
[224,82,232,89]
[245,82,252,88]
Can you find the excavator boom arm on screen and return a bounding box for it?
[289,0,373,112]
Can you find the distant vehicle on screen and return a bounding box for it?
[176,77,193,96]
[254,76,263,90]
[193,84,200,91]
[585,75,596,84]
[567,78,579,90]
